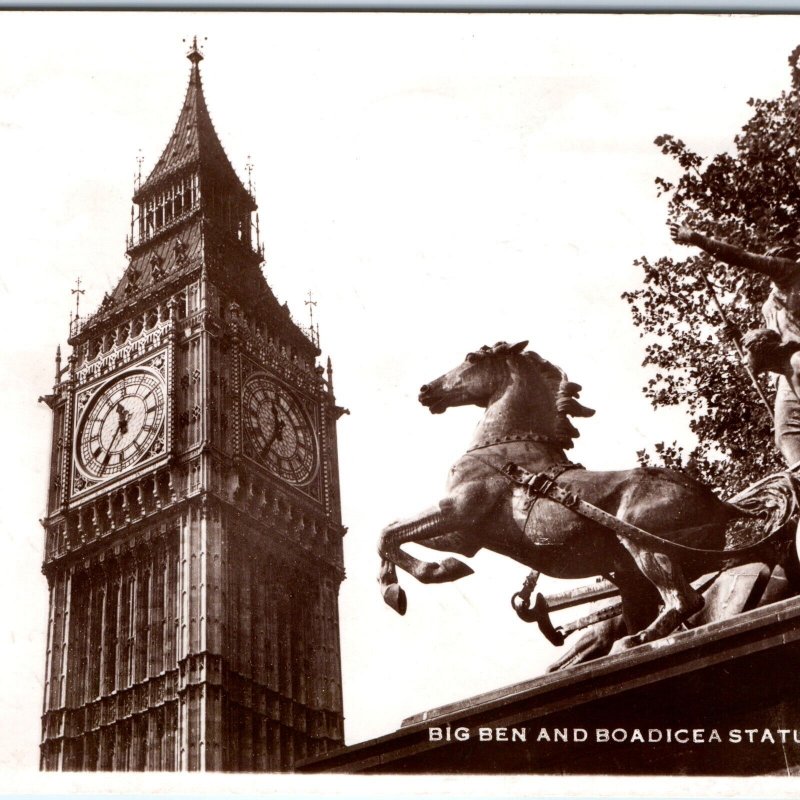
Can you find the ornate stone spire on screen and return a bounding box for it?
[134,39,249,206]
[186,35,204,66]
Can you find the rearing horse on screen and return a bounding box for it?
[377,341,763,653]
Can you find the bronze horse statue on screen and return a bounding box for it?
[378,341,794,657]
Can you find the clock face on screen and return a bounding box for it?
[242,375,318,484]
[77,370,166,480]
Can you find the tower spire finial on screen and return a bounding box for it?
[305,291,320,347]
[186,35,205,66]
[71,277,85,319]
[135,148,144,190]
[245,155,254,196]
[305,290,317,330]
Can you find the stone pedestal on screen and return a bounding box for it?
[299,596,800,775]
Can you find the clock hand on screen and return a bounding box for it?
[115,402,130,435]
[102,426,123,468]
[101,403,130,467]
[261,422,283,459]
[260,401,286,459]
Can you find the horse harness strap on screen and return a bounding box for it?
[521,462,584,507]
[505,461,647,544]
[501,462,787,564]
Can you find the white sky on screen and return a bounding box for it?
[2,10,800,792]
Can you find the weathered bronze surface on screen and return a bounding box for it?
[378,341,799,667]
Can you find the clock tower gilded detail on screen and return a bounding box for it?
[39,41,346,771]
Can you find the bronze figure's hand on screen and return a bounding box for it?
[669,222,694,245]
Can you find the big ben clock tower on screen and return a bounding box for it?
[39,40,346,771]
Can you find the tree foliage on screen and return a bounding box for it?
[623,46,800,496]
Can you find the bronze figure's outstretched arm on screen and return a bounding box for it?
[670,223,800,287]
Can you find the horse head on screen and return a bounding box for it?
[419,340,595,448]
[419,340,529,414]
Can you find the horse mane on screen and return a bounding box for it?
[469,341,596,449]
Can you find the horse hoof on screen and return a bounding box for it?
[610,634,640,655]
[383,584,407,616]
[439,557,475,580]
